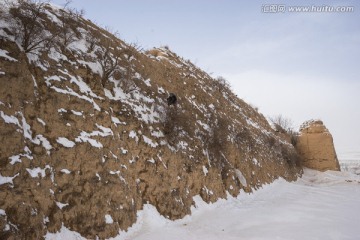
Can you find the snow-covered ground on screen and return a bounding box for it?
[46,162,360,240]
[338,150,360,175]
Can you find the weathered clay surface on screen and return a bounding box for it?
[0,2,300,239]
[296,120,340,172]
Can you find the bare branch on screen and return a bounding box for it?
[8,0,51,53]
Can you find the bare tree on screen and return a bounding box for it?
[95,39,121,87]
[270,114,299,146]
[270,114,293,133]
[8,0,52,53]
[86,34,99,53]
[55,0,84,52]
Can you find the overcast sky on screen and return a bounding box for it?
[51,0,360,155]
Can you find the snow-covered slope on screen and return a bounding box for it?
[0,1,301,239]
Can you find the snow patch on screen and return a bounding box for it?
[8,147,33,165]
[75,132,103,148]
[121,148,128,154]
[252,158,261,166]
[45,75,63,86]
[0,111,20,126]
[33,134,52,153]
[177,141,188,150]
[37,118,46,126]
[158,86,165,94]
[0,209,5,216]
[9,155,21,165]
[27,51,49,71]
[55,202,69,209]
[105,214,114,224]
[143,135,158,148]
[144,78,151,86]
[57,137,76,148]
[129,130,138,142]
[111,116,126,126]
[68,38,88,53]
[147,158,156,164]
[104,81,159,124]
[0,49,18,62]
[151,129,164,138]
[197,120,211,132]
[95,124,113,136]
[74,125,113,148]
[96,173,101,181]
[77,60,102,75]
[44,224,86,240]
[202,165,209,176]
[0,173,19,185]
[71,110,83,116]
[26,165,50,178]
[61,85,100,108]
[60,169,71,174]
[235,169,247,187]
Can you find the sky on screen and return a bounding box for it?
[50,0,360,155]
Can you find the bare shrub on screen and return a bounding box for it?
[270,115,299,146]
[127,42,143,55]
[162,106,188,146]
[55,0,84,52]
[158,101,192,148]
[213,76,231,93]
[104,25,119,38]
[147,48,162,58]
[86,34,99,53]
[203,114,229,168]
[8,0,52,53]
[265,135,276,148]
[95,38,121,87]
[235,127,255,152]
[289,130,299,146]
[270,114,293,133]
[208,126,226,167]
[121,76,137,93]
[280,144,302,168]
[93,34,142,88]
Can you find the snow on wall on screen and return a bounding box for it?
[105,214,114,224]
[1,111,53,154]
[0,173,19,185]
[26,165,50,178]
[143,135,158,148]
[0,49,18,62]
[235,169,247,187]
[104,76,161,124]
[57,137,76,148]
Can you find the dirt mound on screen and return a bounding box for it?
[0,1,300,239]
